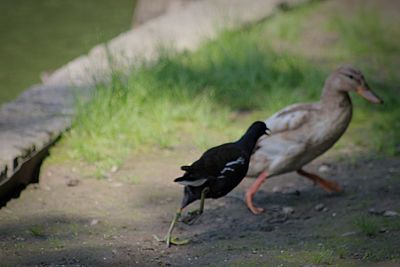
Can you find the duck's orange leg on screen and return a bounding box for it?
[245,171,268,215]
[297,168,342,193]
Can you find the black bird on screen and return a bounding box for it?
[165,121,270,247]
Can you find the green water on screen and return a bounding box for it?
[0,0,135,105]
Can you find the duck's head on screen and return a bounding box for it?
[327,65,383,104]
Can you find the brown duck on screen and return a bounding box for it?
[246,65,383,214]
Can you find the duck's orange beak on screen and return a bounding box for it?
[356,84,383,104]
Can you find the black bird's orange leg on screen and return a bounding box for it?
[297,168,342,193]
[245,171,268,215]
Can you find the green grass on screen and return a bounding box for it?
[307,248,335,265]
[28,225,45,237]
[57,1,400,173]
[48,237,64,249]
[329,7,400,66]
[319,212,400,262]
[353,215,380,237]
[119,175,142,185]
[63,37,325,172]
[327,6,400,155]
[275,247,351,266]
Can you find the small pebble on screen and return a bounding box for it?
[318,164,330,173]
[67,179,80,187]
[272,186,281,193]
[282,206,295,215]
[383,210,398,217]
[341,231,357,237]
[111,165,118,173]
[260,225,274,232]
[90,219,99,226]
[314,203,325,211]
[368,208,384,215]
[42,185,51,191]
[111,182,123,187]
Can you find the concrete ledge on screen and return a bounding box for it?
[0,0,309,201]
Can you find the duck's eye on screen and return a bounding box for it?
[348,75,354,80]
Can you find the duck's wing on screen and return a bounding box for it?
[175,144,247,186]
[265,103,320,135]
[248,103,320,176]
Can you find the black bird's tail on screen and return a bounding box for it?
[174,174,208,187]
[180,165,191,172]
[174,176,185,183]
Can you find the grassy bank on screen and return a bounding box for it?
[56,1,400,173]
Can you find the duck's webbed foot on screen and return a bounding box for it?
[297,169,342,193]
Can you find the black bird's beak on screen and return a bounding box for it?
[265,127,271,136]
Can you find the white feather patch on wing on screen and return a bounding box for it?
[225,156,245,166]
[176,178,208,187]
[220,167,234,174]
[217,156,246,178]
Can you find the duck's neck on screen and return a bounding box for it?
[320,84,352,112]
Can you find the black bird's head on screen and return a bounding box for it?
[238,121,270,151]
[248,121,271,137]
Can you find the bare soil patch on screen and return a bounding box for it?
[0,146,399,266]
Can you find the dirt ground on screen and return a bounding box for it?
[1,1,400,266]
[0,145,399,266]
